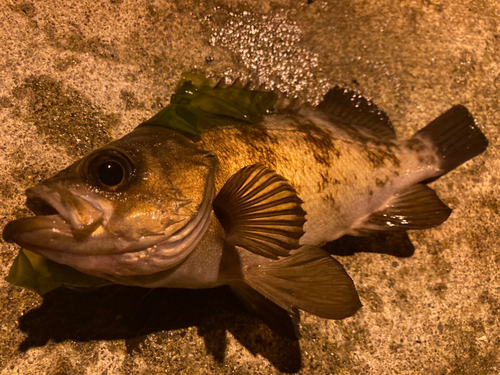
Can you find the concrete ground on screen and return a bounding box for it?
[1,1,499,374]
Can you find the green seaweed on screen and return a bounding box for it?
[5,249,111,295]
[138,72,278,140]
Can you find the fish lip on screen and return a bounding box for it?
[24,185,72,223]
[2,185,76,245]
[3,214,72,244]
[3,183,108,249]
[25,194,60,216]
[25,184,105,233]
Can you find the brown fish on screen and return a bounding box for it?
[3,77,488,331]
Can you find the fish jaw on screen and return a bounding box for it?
[3,182,165,254]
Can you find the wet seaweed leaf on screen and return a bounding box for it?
[5,249,111,295]
[138,72,278,140]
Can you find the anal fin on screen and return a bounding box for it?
[243,245,361,320]
[357,184,452,234]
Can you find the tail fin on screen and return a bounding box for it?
[413,105,488,177]
[239,245,362,320]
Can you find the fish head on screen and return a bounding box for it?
[3,126,216,277]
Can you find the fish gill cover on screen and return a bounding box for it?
[5,73,279,295]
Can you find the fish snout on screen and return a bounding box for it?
[25,184,106,237]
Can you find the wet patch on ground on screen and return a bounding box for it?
[12,75,117,157]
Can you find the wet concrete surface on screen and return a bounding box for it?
[1,1,499,374]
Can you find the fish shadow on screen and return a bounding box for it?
[323,231,415,257]
[17,231,414,372]
[17,285,302,372]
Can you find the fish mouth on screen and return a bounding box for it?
[25,195,60,216]
[3,183,108,252]
[3,181,170,256]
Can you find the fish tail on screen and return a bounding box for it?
[413,105,488,179]
[233,245,362,320]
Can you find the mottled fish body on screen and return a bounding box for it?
[3,76,488,331]
[200,107,440,244]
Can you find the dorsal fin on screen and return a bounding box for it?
[213,164,306,259]
[317,86,396,139]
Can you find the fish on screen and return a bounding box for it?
[3,74,488,332]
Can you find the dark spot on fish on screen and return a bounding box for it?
[298,120,339,167]
[317,173,328,192]
[375,178,385,187]
[417,153,438,166]
[368,189,374,196]
[322,193,336,205]
[12,75,116,156]
[384,144,401,168]
[316,173,340,192]
[364,146,401,169]
[322,173,329,184]
[236,124,278,167]
[406,138,426,152]
[312,151,329,166]
[365,150,386,169]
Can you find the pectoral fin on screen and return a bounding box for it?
[242,245,362,319]
[213,164,306,259]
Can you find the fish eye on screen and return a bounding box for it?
[84,149,135,191]
[98,161,124,187]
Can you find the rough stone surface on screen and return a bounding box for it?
[1,1,499,374]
